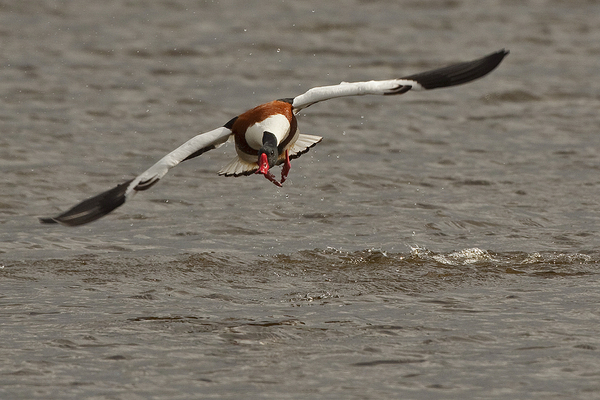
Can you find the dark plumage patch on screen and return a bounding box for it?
[181,144,218,162]
[39,179,134,226]
[401,49,508,90]
[384,85,411,95]
[182,117,238,162]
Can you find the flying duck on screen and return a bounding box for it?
[40,49,508,226]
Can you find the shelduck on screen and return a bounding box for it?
[40,49,508,226]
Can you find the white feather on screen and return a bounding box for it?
[126,126,232,197]
[218,157,257,176]
[244,114,291,149]
[289,133,322,157]
[292,79,422,111]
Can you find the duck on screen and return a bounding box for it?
[40,49,508,226]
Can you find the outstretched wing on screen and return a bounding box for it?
[291,49,508,112]
[40,121,236,226]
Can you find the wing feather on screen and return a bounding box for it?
[40,126,233,226]
[292,49,508,112]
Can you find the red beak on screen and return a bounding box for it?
[257,153,270,175]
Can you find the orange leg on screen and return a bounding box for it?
[280,150,291,184]
[262,170,283,187]
[257,150,290,187]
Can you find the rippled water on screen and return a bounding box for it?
[2,0,600,399]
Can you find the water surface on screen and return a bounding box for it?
[1,0,600,398]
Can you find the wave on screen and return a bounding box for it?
[4,247,596,300]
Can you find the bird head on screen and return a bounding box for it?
[257,131,279,175]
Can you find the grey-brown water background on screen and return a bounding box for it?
[2,0,600,398]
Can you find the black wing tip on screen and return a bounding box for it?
[485,48,510,68]
[39,217,59,224]
[40,179,134,227]
[402,48,509,90]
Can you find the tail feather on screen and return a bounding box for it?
[218,158,258,177]
[217,133,323,177]
[39,179,133,226]
[288,133,322,160]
